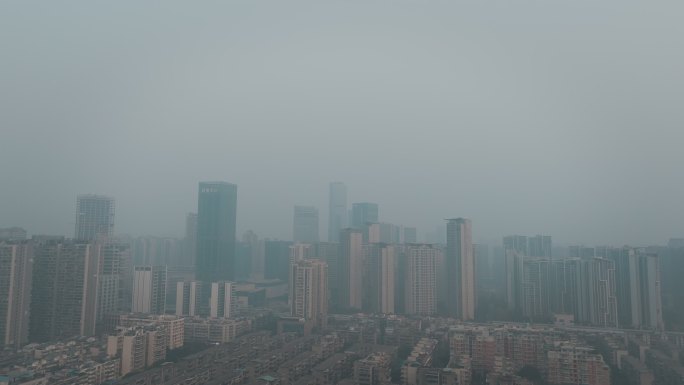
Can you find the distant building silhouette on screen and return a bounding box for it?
[529,235,552,258]
[0,227,27,242]
[351,202,379,229]
[403,227,417,244]
[183,213,197,267]
[446,218,475,320]
[75,194,114,241]
[328,182,347,242]
[293,205,319,243]
[264,240,292,282]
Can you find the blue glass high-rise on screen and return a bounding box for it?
[196,182,237,286]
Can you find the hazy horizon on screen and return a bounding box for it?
[2,1,683,246]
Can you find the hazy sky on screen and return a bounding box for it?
[1,1,683,246]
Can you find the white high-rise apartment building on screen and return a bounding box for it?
[405,244,439,316]
[210,281,237,318]
[132,266,167,314]
[176,281,202,317]
[290,259,328,329]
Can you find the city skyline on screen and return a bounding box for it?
[1,1,683,383]
[2,186,681,384]
[2,183,682,248]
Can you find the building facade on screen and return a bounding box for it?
[75,194,115,241]
[293,205,319,243]
[328,182,347,243]
[176,281,202,317]
[0,243,33,348]
[0,227,27,241]
[446,218,475,320]
[362,243,395,314]
[132,266,167,315]
[29,240,100,341]
[210,281,237,318]
[351,203,379,228]
[338,229,363,310]
[405,245,439,316]
[289,259,328,329]
[196,181,238,285]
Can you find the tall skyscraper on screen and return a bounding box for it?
[405,244,439,315]
[29,240,100,341]
[521,258,551,319]
[210,281,237,318]
[290,259,328,329]
[316,242,339,308]
[569,245,596,259]
[75,194,115,241]
[196,182,238,285]
[338,228,363,310]
[577,257,618,328]
[394,245,408,314]
[610,247,640,328]
[293,205,319,243]
[244,230,265,280]
[506,249,554,320]
[328,182,347,243]
[638,254,663,330]
[0,243,33,348]
[132,266,167,314]
[351,202,379,229]
[610,248,663,330]
[446,218,475,320]
[99,241,130,320]
[362,243,395,314]
[550,258,580,316]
